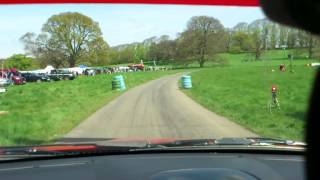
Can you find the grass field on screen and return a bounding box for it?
[0,70,183,145]
[182,49,318,68]
[219,51,313,66]
[183,51,318,141]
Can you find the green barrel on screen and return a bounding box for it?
[181,75,192,89]
[112,78,122,90]
[118,75,126,90]
[112,75,126,90]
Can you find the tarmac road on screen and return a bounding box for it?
[64,73,257,140]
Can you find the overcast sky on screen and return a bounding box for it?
[0,4,265,58]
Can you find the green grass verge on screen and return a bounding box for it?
[183,60,317,141]
[0,70,183,146]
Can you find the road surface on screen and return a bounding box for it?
[64,73,257,140]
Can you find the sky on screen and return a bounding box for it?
[0,4,265,58]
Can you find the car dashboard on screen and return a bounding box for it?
[0,152,305,180]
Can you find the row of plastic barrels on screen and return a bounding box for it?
[112,75,192,90]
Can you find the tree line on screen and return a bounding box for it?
[3,12,320,70]
[228,19,320,59]
[111,18,320,67]
[109,16,228,68]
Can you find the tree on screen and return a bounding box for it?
[5,54,33,70]
[279,26,289,47]
[306,33,320,59]
[261,24,270,50]
[79,37,110,66]
[109,44,131,64]
[251,30,263,60]
[297,29,309,48]
[233,22,249,32]
[43,12,104,67]
[248,19,268,60]
[142,36,157,46]
[225,28,233,52]
[231,31,254,52]
[21,32,67,68]
[269,24,278,49]
[287,29,298,49]
[147,36,177,64]
[134,43,148,63]
[177,16,226,67]
[21,12,107,68]
[230,22,252,53]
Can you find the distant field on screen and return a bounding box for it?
[0,70,183,145]
[183,51,317,141]
[181,49,319,68]
[219,51,314,67]
[110,50,318,69]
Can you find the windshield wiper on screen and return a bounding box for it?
[0,138,305,160]
[246,137,306,146]
[145,137,306,149]
[145,139,217,148]
[0,144,139,160]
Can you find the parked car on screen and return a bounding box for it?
[21,73,51,82]
[103,67,113,74]
[10,73,26,85]
[49,69,76,80]
[84,68,96,76]
[48,73,62,81]
[0,69,26,85]
[93,67,103,74]
[0,78,11,87]
[129,64,144,71]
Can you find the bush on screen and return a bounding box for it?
[5,54,34,70]
[229,46,242,54]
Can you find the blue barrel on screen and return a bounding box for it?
[113,75,126,90]
[181,75,192,89]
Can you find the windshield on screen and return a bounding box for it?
[0,4,316,148]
